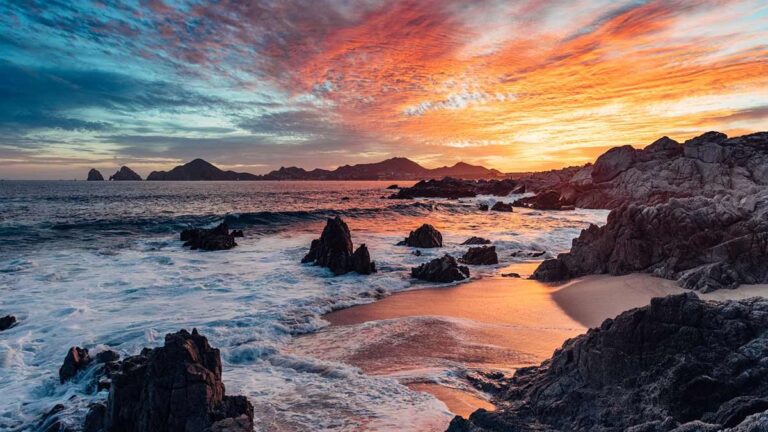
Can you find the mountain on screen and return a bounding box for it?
[429,162,505,179]
[109,166,142,181]
[87,168,104,181]
[146,159,260,181]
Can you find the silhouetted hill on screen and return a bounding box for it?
[147,159,260,181]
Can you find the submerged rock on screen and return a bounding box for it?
[109,166,142,181]
[180,223,238,251]
[490,202,513,212]
[448,293,768,431]
[59,346,92,383]
[87,169,104,181]
[460,246,499,265]
[386,184,400,189]
[84,329,254,432]
[0,314,16,331]
[412,255,469,282]
[461,236,491,245]
[398,224,443,248]
[302,216,376,275]
[512,190,568,210]
[478,203,489,211]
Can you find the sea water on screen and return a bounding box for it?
[0,181,608,431]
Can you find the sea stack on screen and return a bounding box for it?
[398,224,443,248]
[109,166,142,181]
[87,169,104,181]
[302,216,376,275]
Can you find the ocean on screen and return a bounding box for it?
[0,181,608,431]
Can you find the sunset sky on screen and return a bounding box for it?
[1,0,767,179]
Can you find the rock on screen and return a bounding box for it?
[510,250,546,258]
[386,184,400,189]
[490,202,513,212]
[501,272,521,278]
[460,246,499,265]
[38,404,72,432]
[95,349,120,364]
[398,224,443,248]
[59,346,92,383]
[146,159,260,181]
[87,328,254,432]
[478,203,489,211]
[180,223,237,251]
[391,177,520,199]
[591,145,637,183]
[0,314,17,331]
[461,236,491,245]
[512,190,566,210]
[87,169,104,181]
[412,255,469,282]
[449,293,768,431]
[413,250,422,256]
[83,403,106,432]
[231,230,244,238]
[531,191,768,291]
[302,217,376,275]
[108,166,142,181]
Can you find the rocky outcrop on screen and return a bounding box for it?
[460,246,499,265]
[412,255,470,282]
[398,224,443,248]
[0,314,16,331]
[180,223,238,251]
[87,169,104,181]
[60,346,92,383]
[490,202,513,212]
[512,190,572,210]
[147,159,260,181]
[84,329,253,432]
[302,217,376,275]
[461,237,491,245]
[390,178,520,199]
[109,166,142,181]
[448,293,768,432]
[532,190,768,291]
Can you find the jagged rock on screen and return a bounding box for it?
[59,346,92,383]
[461,236,491,245]
[0,314,16,331]
[460,246,499,265]
[87,169,104,181]
[391,178,519,199]
[85,329,254,432]
[412,255,469,282]
[108,166,142,181]
[490,202,513,212]
[398,224,443,248]
[512,190,567,210]
[95,349,120,364]
[302,217,376,275]
[532,191,768,291]
[449,293,768,431]
[180,223,237,251]
[83,403,106,432]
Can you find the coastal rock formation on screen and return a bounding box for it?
[180,223,238,251]
[448,293,768,432]
[84,329,254,432]
[109,166,142,181]
[147,159,260,181]
[512,190,571,210]
[398,224,443,248]
[60,346,92,383]
[390,177,520,199]
[87,169,104,181]
[461,236,491,245]
[490,202,513,212]
[302,217,376,275]
[460,246,499,265]
[532,190,768,291]
[0,314,16,331]
[412,255,470,282]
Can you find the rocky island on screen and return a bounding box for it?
[109,166,142,181]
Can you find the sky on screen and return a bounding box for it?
[1,0,767,179]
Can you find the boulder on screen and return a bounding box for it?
[180,223,237,251]
[59,346,92,383]
[109,166,142,181]
[512,190,566,210]
[591,145,637,183]
[85,329,254,432]
[460,246,499,265]
[478,203,489,211]
[0,314,16,331]
[398,224,443,248]
[461,236,491,245]
[412,255,469,282]
[87,169,104,181]
[302,217,376,275]
[448,293,768,431]
[490,202,514,212]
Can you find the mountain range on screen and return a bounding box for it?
[143,157,507,181]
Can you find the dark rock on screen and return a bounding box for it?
[510,250,546,258]
[59,346,92,383]
[512,190,566,210]
[147,159,260,181]
[386,184,400,189]
[450,293,768,431]
[95,350,120,364]
[490,202,513,212]
[231,230,244,238]
[87,169,104,181]
[531,191,768,291]
[91,328,254,432]
[478,203,489,211]
[84,403,106,432]
[109,166,142,181]
[413,250,422,256]
[0,314,17,331]
[391,177,519,199]
[399,224,443,248]
[39,404,72,432]
[461,236,491,245]
[591,145,637,183]
[180,223,237,251]
[302,217,376,275]
[501,272,521,278]
[460,246,499,265]
[412,255,469,282]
